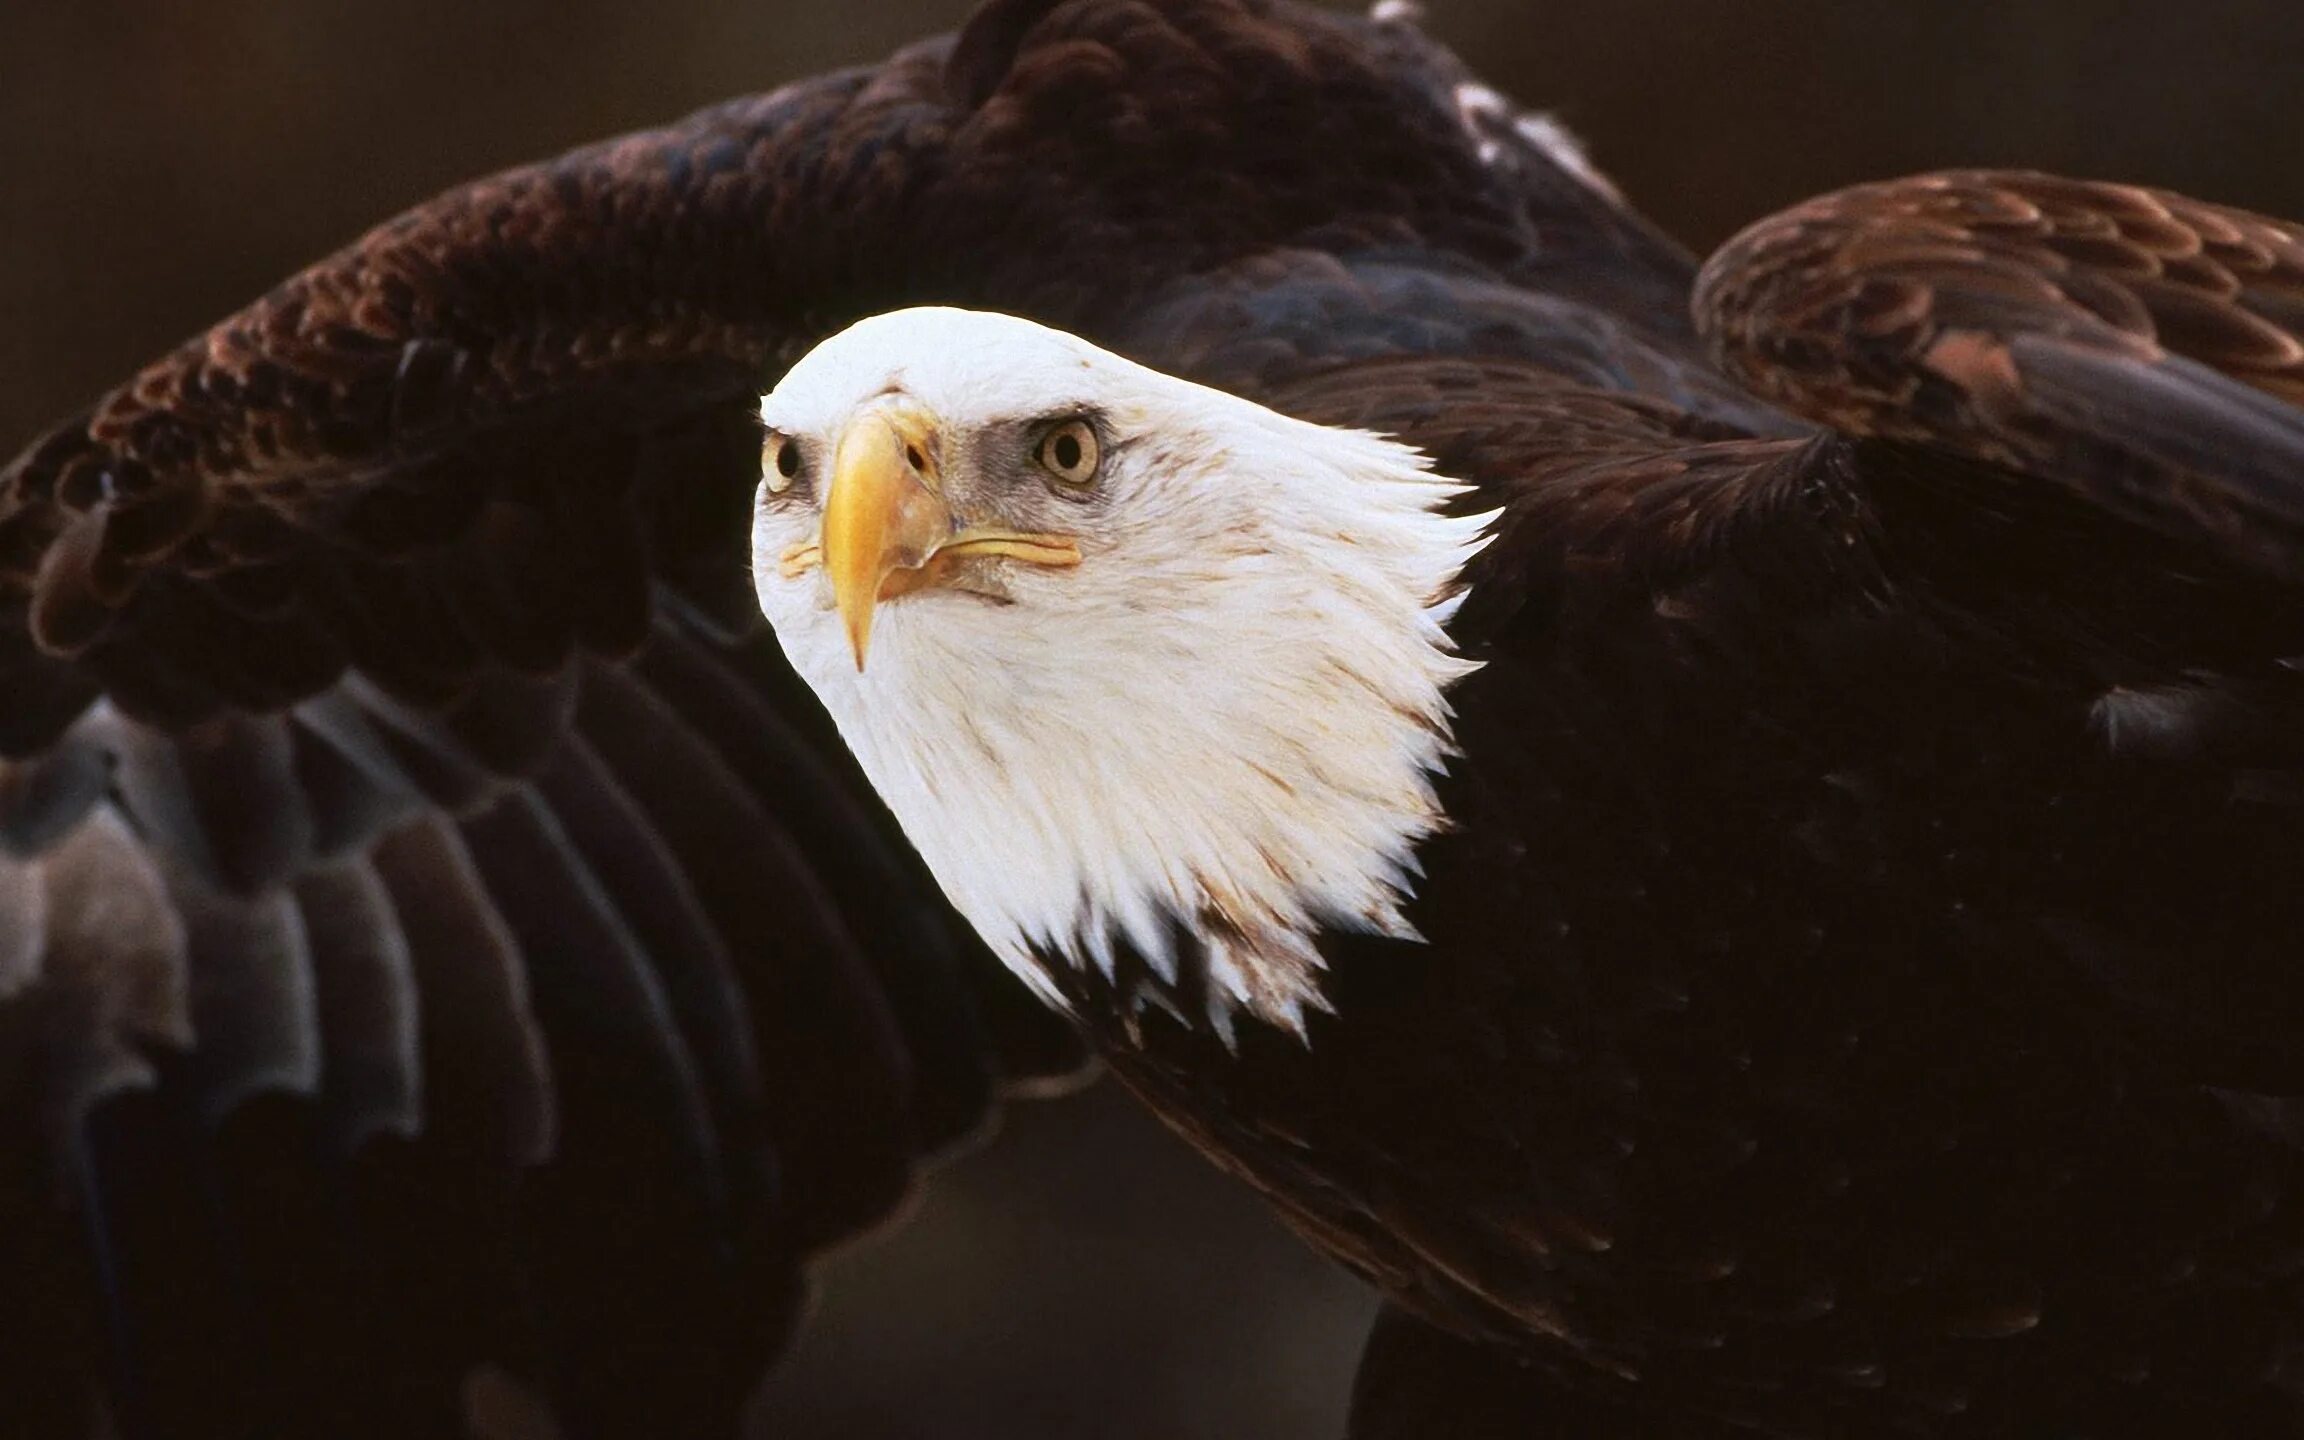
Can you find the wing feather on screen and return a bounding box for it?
[531,726,764,1147]
[632,620,1017,1142]
[31,808,194,1134]
[167,875,321,1125]
[293,861,423,1153]
[1697,170,2304,572]
[570,653,920,1247]
[0,725,110,856]
[369,815,556,1168]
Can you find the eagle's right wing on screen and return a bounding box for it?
[0,37,1035,1440]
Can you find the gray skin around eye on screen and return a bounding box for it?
[949,413,1113,525]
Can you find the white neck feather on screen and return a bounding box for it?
[755,329,1491,1038]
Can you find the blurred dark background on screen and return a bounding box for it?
[3,3,2300,1436]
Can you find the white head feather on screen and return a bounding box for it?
[752,307,1491,1037]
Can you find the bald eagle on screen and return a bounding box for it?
[6,0,2304,1436]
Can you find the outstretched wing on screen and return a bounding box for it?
[1696,170,2304,574]
[0,254,1095,1440]
[0,42,1034,1440]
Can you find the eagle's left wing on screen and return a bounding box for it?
[1696,170,2304,575]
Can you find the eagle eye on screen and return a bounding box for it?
[764,429,803,493]
[1035,419,1100,485]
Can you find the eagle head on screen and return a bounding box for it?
[752,307,1490,1038]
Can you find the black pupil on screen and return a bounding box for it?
[775,439,800,478]
[1051,431,1082,471]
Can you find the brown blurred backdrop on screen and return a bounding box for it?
[3,3,2301,1436]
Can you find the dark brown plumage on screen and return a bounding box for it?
[5,1,2304,1436]
[1699,172,2304,571]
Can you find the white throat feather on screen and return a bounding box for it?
[752,308,1493,1039]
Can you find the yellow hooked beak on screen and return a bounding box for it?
[820,405,949,669]
[786,402,1082,670]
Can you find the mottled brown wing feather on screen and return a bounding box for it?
[0,62,908,744]
[1695,170,2304,573]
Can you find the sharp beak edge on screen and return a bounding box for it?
[820,407,952,670]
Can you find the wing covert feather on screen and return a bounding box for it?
[1697,170,2304,572]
